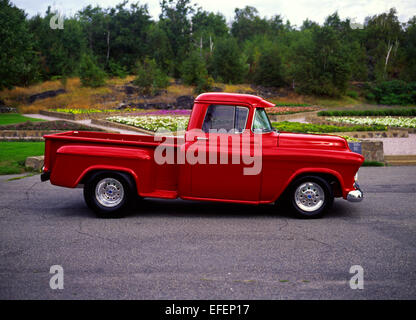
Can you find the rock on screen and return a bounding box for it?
[251,85,280,98]
[25,156,44,171]
[0,106,17,113]
[28,89,66,104]
[175,95,195,109]
[124,85,139,95]
[128,102,176,109]
[211,86,224,92]
[0,100,17,113]
[117,103,128,110]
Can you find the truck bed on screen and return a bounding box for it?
[43,131,184,198]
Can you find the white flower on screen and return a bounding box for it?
[107,115,189,132]
[326,116,416,128]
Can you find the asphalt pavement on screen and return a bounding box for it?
[0,167,415,299]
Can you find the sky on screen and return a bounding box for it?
[11,0,416,27]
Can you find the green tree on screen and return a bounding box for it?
[133,58,169,95]
[79,53,107,87]
[212,38,247,83]
[191,9,228,53]
[401,17,416,81]
[181,51,208,85]
[0,0,39,88]
[231,6,270,42]
[147,23,174,73]
[29,8,86,79]
[290,15,353,96]
[78,2,151,72]
[253,42,284,87]
[363,8,403,81]
[159,0,194,77]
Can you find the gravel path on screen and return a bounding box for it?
[25,114,142,135]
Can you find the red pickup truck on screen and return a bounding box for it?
[41,93,363,218]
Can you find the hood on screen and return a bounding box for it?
[278,132,349,151]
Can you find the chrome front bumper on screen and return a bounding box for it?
[347,183,363,202]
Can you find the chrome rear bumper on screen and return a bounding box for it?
[347,183,363,202]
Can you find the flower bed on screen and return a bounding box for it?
[106,115,189,132]
[267,106,319,115]
[133,109,192,116]
[326,116,416,128]
[51,108,138,114]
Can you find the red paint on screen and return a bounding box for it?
[43,93,364,204]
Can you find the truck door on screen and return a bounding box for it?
[186,104,261,202]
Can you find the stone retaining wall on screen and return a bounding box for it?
[330,130,407,138]
[0,130,60,138]
[360,140,384,162]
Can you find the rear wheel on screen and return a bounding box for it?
[83,171,135,218]
[287,176,333,218]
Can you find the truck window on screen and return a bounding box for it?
[202,105,249,133]
[252,108,273,133]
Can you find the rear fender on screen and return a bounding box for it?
[50,145,152,194]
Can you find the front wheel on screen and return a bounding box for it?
[287,176,333,219]
[83,171,135,218]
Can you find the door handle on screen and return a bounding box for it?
[197,137,208,141]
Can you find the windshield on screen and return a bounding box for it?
[252,108,273,133]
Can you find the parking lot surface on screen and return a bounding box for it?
[0,167,415,299]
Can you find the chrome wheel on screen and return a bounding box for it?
[294,182,325,212]
[95,178,124,208]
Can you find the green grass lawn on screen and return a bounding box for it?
[0,142,45,174]
[0,113,45,125]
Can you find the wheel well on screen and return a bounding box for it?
[290,172,342,197]
[80,170,138,194]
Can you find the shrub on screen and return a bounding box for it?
[367,80,416,105]
[108,60,127,78]
[195,75,214,94]
[181,51,208,86]
[133,58,169,95]
[253,44,284,87]
[79,54,107,88]
[346,90,358,99]
[211,37,247,83]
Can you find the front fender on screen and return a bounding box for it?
[272,167,346,202]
